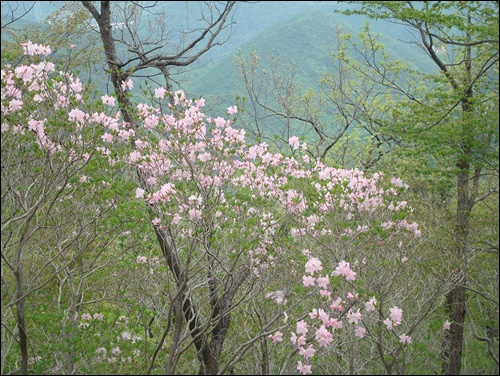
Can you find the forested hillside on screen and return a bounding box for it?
[1,2,498,375]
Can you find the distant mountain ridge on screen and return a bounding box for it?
[2,1,433,117]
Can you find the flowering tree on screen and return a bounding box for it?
[1,41,139,375]
[97,76,449,373]
[2,42,451,375]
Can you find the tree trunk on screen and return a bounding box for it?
[442,160,470,375]
[15,267,28,375]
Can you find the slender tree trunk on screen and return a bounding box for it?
[15,266,28,375]
[441,19,475,372]
[442,160,471,375]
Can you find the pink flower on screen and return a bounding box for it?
[296,320,309,335]
[347,308,362,324]
[198,152,212,162]
[296,335,307,347]
[101,94,115,106]
[399,334,412,344]
[327,318,343,329]
[196,98,205,107]
[121,79,134,91]
[227,105,238,115]
[347,292,359,300]
[333,260,357,281]
[383,318,393,331]
[70,78,83,93]
[68,108,86,123]
[389,306,403,323]
[101,133,113,143]
[315,325,333,347]
[298,344,316,359]
[319,289,331,298]
[265,291,286,305]
[154,87,167,99]
[21,40,51,56]
[289,136,300,149]
[9,100,23,112]
[297,361,312,375]
[268,331,283,344]
[354,326,366,338]
[365,297,377,312]
[135,188,145,198]
[304,257,322,274]
[329,297,343,312]
[173,90,185,105]
[111,347,121,356]
[309,309,318,319]
[443,320,451,330]
[189,208,202,220]
[302,275,316,287]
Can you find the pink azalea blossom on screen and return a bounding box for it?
[101,133,113,143]
[135,188,145,198]
[9,99,23,112]
[315,325,333,347]
[304,257,322,274]
[298,344,316,359]
[329,298,343,312]
[173,90,185,105]
[296,335,307,347]
[383,318,393,331]
[302,275,316,287]
[347,308,362,324]
[227,105,238,115]
[399,334,412,344]
[297,361,312,375]
[333,260,357,281]
[101,94,115,106]
[155,87,167,99]
[443,320,451,330]
[389,306,403,323]
[347,292,359,300]
[309,308,318,319]
[327,318,343,329]
[268,331,283,344]
[121,79,134,91]
[354,326,366,338]
[365,296,377,312]
[289,136,300,149]
[296,320,309,335]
